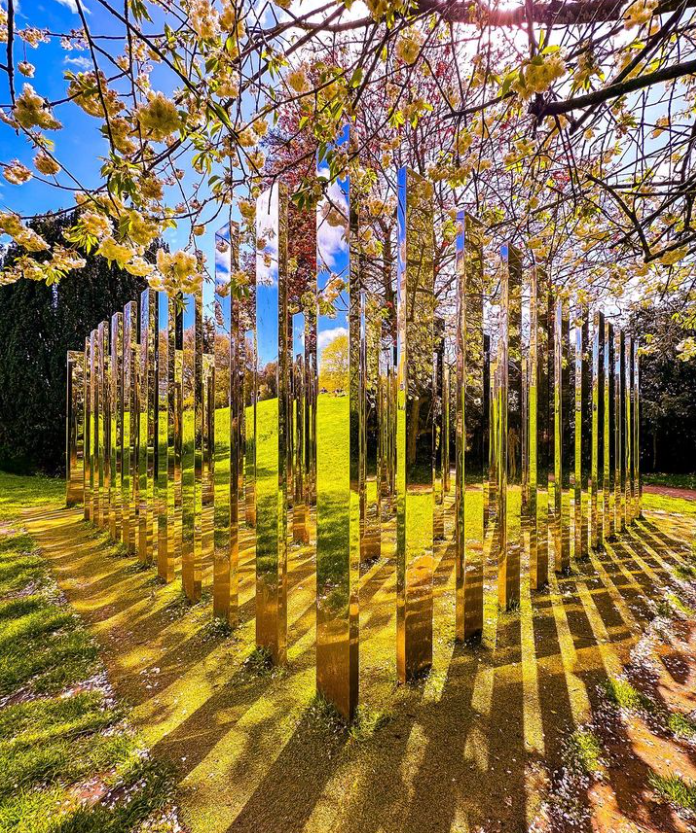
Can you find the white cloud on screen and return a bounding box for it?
[55,0,79,12]
[64,56,92,69]
[256,185,279,286]
[317,326,347,352]
[317,177,348,270]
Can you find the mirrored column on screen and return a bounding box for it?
[256,184,290,664]
[624,334,633,528]
[213,223,238,622]
[98,322,110,530]
[157,292,180,583]
[455,213,487,638]
[498,245,523,608]
[181,288,203,602]
[90,329,100,525]
[66,351,85,507]
[122,301,139,553]
[361,301,381,560]
[528,266,551,590]
[138,289,157,564]
[316,167,359,716]
[590,312,604,551]
[633,341,641,521]
[603,320,615,541]
[553,299,571,575]
[574,309,590,559]
[615,328,626,534]
[396,167,435,680]
[433,318,446,542]
[109,313,123,540]
[83,336,92,521]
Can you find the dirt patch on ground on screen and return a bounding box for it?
[644,484,696,501]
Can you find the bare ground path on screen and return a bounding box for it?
[19,502,696,833]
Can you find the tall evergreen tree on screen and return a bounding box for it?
[0,213,149,475]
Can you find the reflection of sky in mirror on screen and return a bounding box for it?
[256,185,280,368]
[317,124,350,366]
[215,222,232,336]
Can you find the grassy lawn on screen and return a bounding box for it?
[0,476,177,833]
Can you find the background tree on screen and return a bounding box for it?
[0,213,148,474]
[319,334,349,393]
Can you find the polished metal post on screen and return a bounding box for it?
[83,336,92,521]
[256,183,290,664]
[213,223,238,622]
[396,167,435,680]
[455,213,487,639]
[288,198,318,550]
[66,351,85,507]
[552,299,571,574]
[90,329,100,525]
[433,317,446,542]
[202,347,215,578]
[633,341,641,520]
[574,309,590,559]
[181,288,203,602]
[528,267,551,590]
[98,322,111,531]
[122,301,138,553]
[590,312,604,550]
[316,168,359,717]
[109,313,123,540]
[603,320,615,541]
[624,334,633,528]
[443,359,451,495]
[138,289,157,564]
[361,303,381,559]
[498,244,523,607]
[157,292,179,583]
[615,328,626,534]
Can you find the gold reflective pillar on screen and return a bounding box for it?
[603,321,615,541]
[574,309,590,559]
[615,328,626,534]
[316,169,359,716]
[122,301,138,553]
[157,292,180,583]
[109,313,123,540]
[138,289,157,564]
[497,245,523,608]
[590,312,604,551]
[528,267,551,590]
[66,351,85,507]
[98,322,111,530]
[181,288,204,602]
[83,336,92,521]
[553,298,571,575]
[433,318,446,542]
[624,334,633,528]
[90,329,100,525]
[288,198,318,552]
[396,167,435,679]
[256,184,290,664]
[213,223,238,622]
[633,341,641,520]
[455,213,487,638]
[202,348,215,582]
[361,301,381,560]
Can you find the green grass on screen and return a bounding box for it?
[0,505,175,831]
[642,491,696,517]
[0,472,64,523]
[567,728,603,776]
[643,473,696,491]
[668,711,696,740]
[649,772,696,813]
[600,677,655,713]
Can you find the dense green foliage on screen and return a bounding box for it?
[0,214,147,476]
[633,305,696,475]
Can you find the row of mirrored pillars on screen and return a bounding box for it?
[65,167,641,719]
